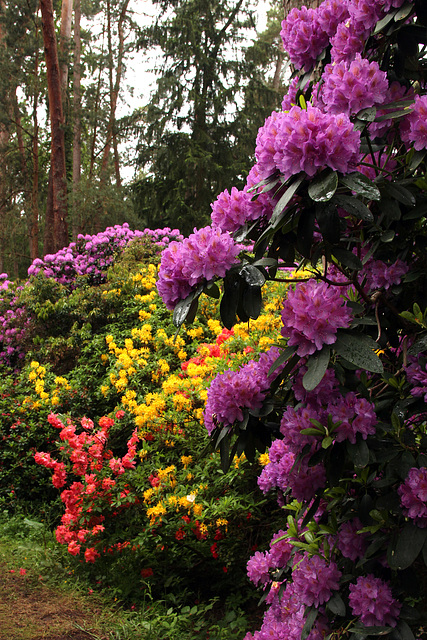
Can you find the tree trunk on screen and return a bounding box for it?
[31,41,40,261]
[40,0,68,252]
[100,0,130,184]
[59,0,73,104]
[72,0,82,240]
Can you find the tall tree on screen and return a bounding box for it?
[40,0,68,252]
[133,0,283,235]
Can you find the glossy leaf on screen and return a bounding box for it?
[387,522,427,570]
[340,172,381,200]
[334,195,374,222]
[334,331,384,373]
[303,346,330,391]
[308,169,338,202]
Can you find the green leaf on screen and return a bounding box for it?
[374,8,398,33]
[395,2,415,20]
[348,625,394,636]
[173,287,202,327]
[340,172,381,200]
[301,607,318,640]
[322,436,333,449]
[297,207,316,258]
[381,230,395,243]
[408,333,427,355]
[334,195,374,222]
[332,248,363,271]
[270,174,305,227]
[334,331,384,373]
[327,593,346,617]
[204,282,220,299]
[407,149,426,171]
[382,182,415,207]
[267,345,298,377]
[394,620,416,640]
[308,169,338,202]
[387,522,427,570]
[346,438,370,468]
[242,285,262,320]
[240,264,266,287]
[315,203,340,244]
[303,346,330,391]
[220,273,240,329]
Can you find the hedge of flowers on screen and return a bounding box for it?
[155,0,427,638]
[1,234,298,605]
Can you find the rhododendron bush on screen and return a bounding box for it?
[157,0,427,637]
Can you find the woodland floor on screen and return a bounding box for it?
[0,562,108,640]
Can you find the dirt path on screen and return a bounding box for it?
[0,564,107,640]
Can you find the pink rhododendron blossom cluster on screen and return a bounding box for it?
[398,467,427,527]
[203,347,283,434]
[361,257,409,291]
[348,575,401,626]
[336,518,368,561]
[280,6,329,71]
[157,226,243,310]
[401,94,427,151]
[320,54,388,116]
[280,279,353,357]
[255,106,361,181]
[405,359,427,403]
[211,187,252,232]
[292,553,341,607]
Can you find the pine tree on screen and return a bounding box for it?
[132,0,284,235]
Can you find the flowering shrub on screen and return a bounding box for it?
[159,0,427,637]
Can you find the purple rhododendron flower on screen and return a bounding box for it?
[398,467,427,527]
[255,106,361,181]
[280,279,353,357]
[406,359,427,403]
[157,226,242,310]
[401,95,427,151]
[211,187,252,232]
[280,6,329,71]
[329,392,377,443]
[292,553,341,607]
[247,551,272,586]
[348,0,385,32]
[330,18,368,63]
[203,348,283,434]
[320,54,388,116]
[336,518,368,561]
[349,575,401,626]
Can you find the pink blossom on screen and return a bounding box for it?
[349,575,401,626]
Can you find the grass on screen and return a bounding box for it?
[0,511,256,640]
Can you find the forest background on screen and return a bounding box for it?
[0,0,306,279]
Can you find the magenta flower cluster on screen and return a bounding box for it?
[245,549,340,639]
[348,575,401,626]
[203,347,283,435]
[157,226,243,310]
[405,359,427,404]
[402,94,427,151]
[255,106,361,181]
[27,224,183,287]
[280,279,353,357]
[320,54,388,116]
[398,467,427,527]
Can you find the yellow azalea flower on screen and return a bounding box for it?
[186,473,193,481]
[147,501,167,525]
[101,354,109,364]
[192,503,203,516]
[216,518,228,529]
[143,488,154,503]
[258,453,270,466]
[30,360,39,369]
[157,465,176,480]
[139,449,148,460]
[28,371,37,381]
[165,439,175,447]
[187,327,204,339]
[199,523,208,536]
[139,310,151,320]
[181,455,193,468]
